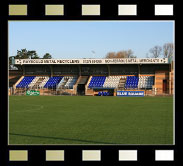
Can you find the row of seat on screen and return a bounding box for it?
[98,91,110,96]
[103,76,122,88]
[138,76,154,89]
[16,76,35,88]
[88,75,155,89]
[125,76,139,89]
[16,76,78,89]
[64,76,78,89]
[88,76,106,88]
[39,77,49,88]
[29,76,49,88]
[16,75,155,90]
[28,77,39,87]
[44,76,63,89]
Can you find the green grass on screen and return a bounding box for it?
[9,96,173,145]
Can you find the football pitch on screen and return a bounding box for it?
[9,96,173,145]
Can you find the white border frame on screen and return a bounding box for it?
[8,20,175,146]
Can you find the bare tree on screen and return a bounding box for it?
[105,52,116,58]
[149,46,162,58]
[126,49,136,58]
[116,51,127,58]
[163,43,174,58]
[105,49,136,58]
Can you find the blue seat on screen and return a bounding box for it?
[88,76,106,88]
[125,76,139,89]
[44,76,63,89]
[16,76,35,88]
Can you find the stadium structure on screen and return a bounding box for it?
[9,58,174,96]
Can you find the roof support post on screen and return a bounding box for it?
[79,65,81,76]
[50,65,53,77]
[107,64,110,76]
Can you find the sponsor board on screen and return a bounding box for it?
[117,91,144,97]
[15,58,168,65]
[26,90,40,96]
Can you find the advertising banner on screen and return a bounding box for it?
[26,90,40,96]
[15,58,168,65]
[117,91,144,97]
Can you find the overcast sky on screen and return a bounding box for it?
[9,21,174,59]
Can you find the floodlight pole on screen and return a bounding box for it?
[91,51,95,59]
